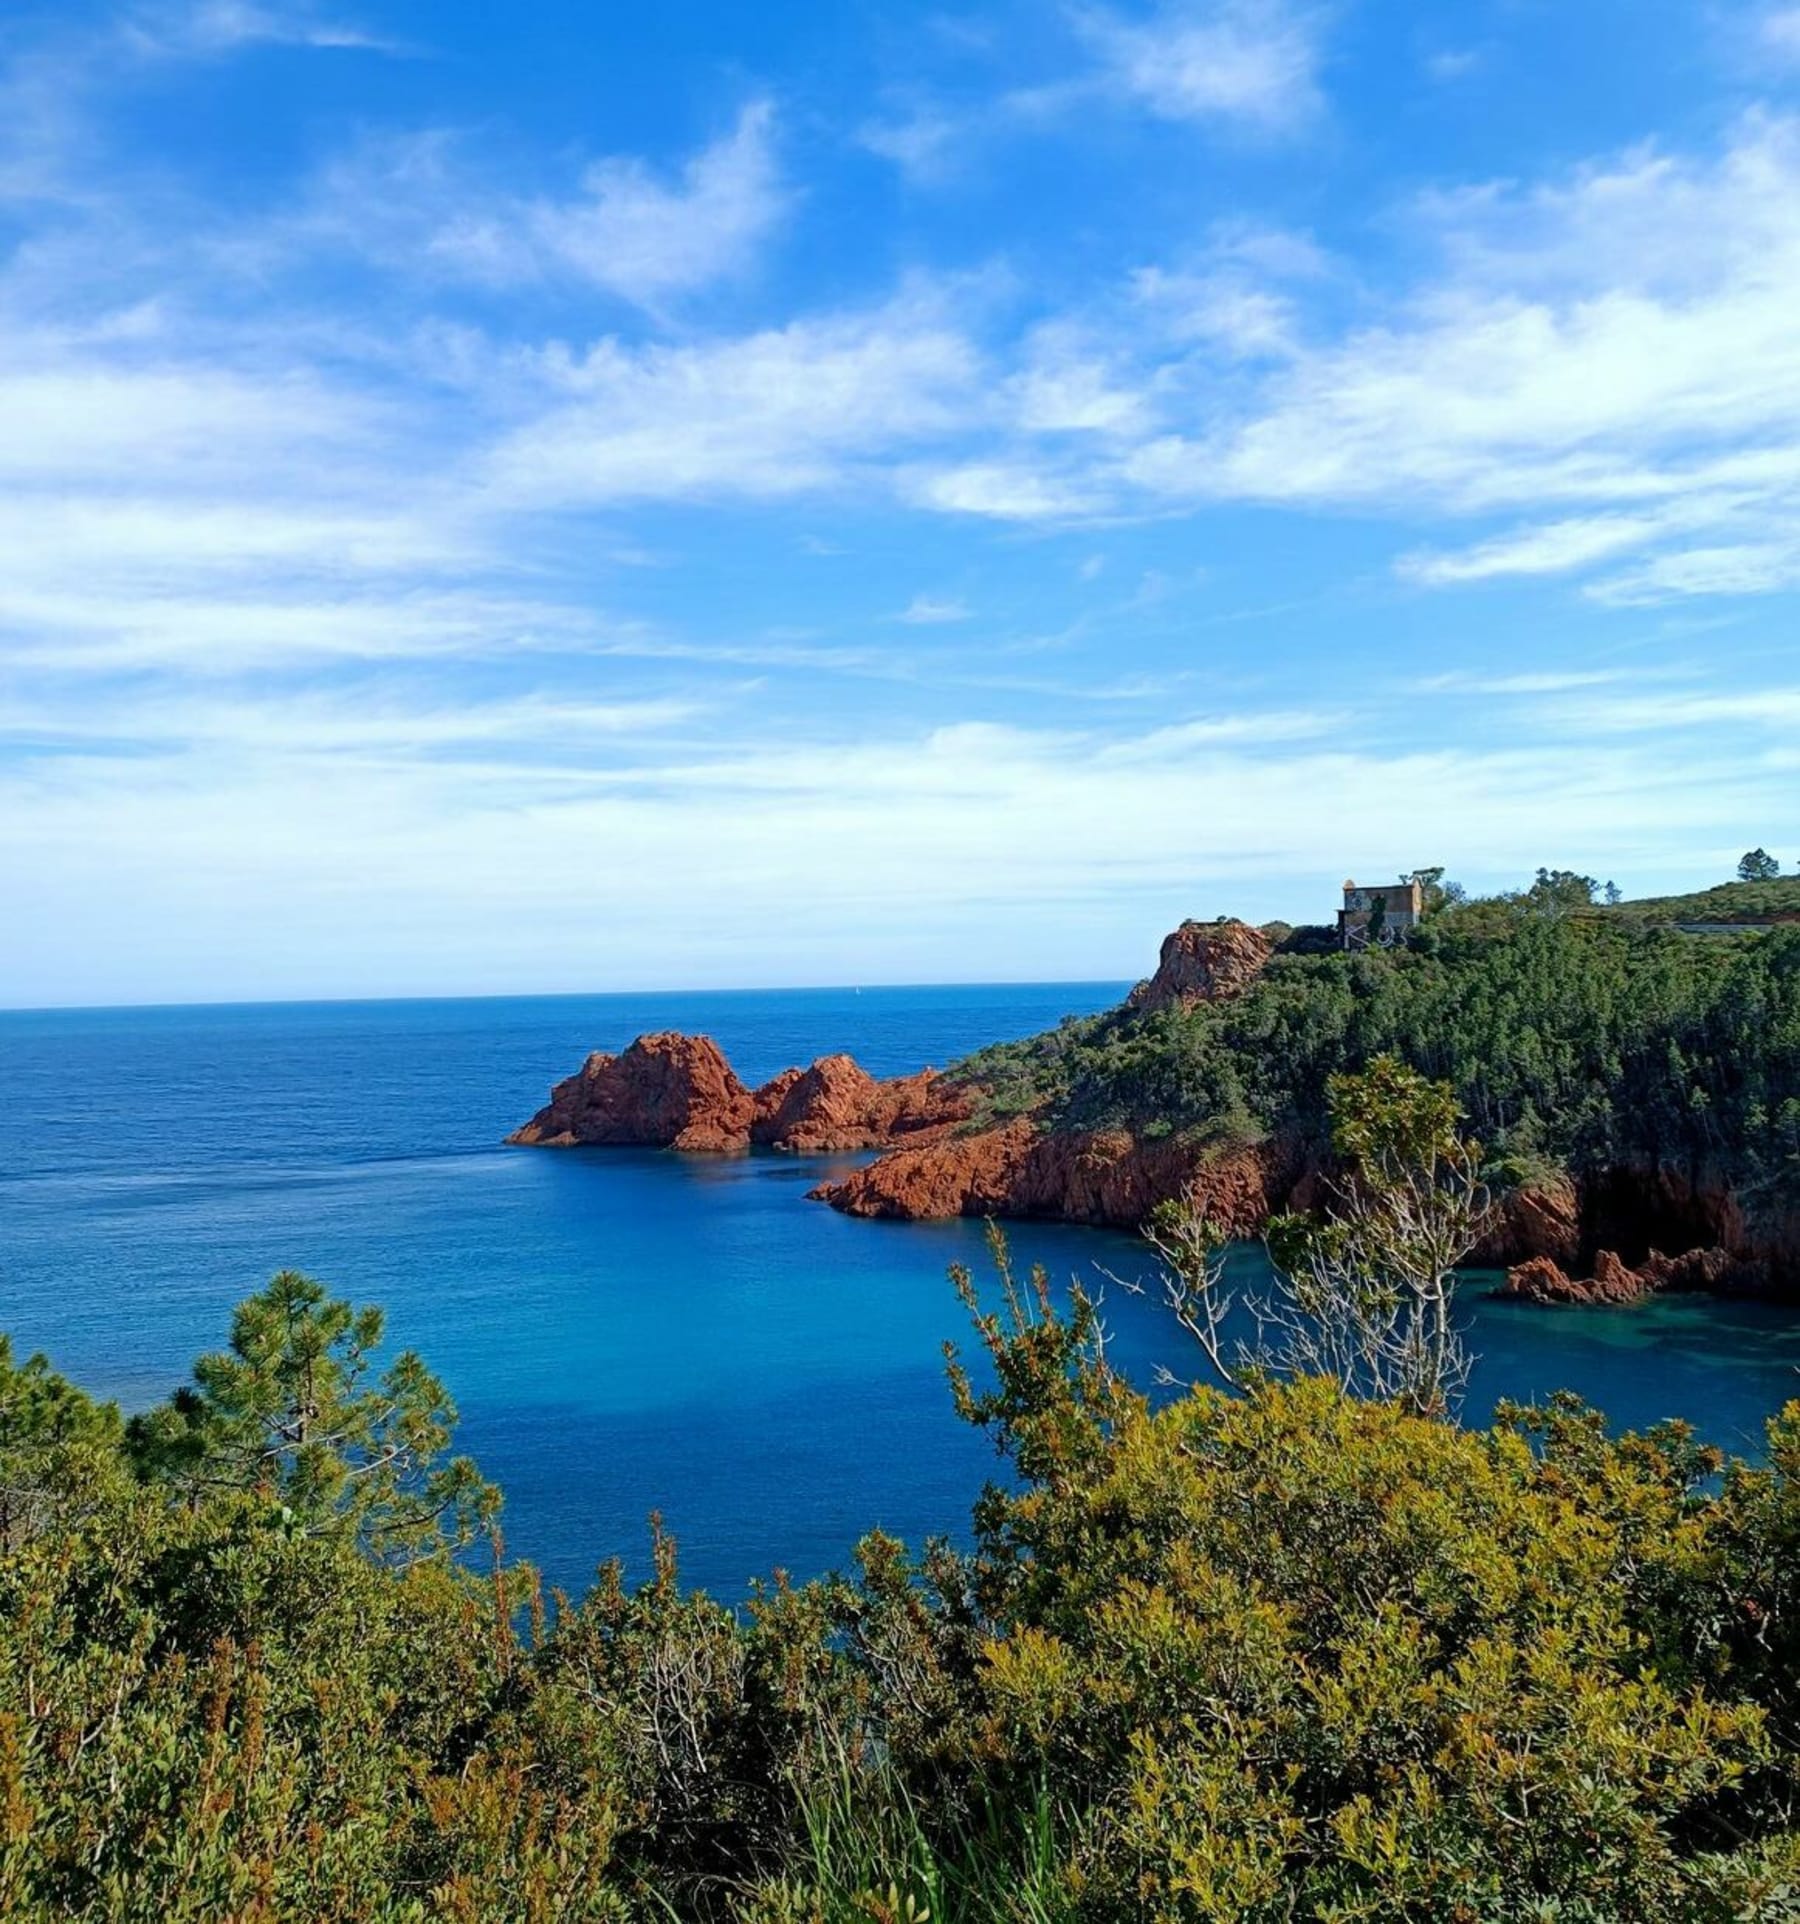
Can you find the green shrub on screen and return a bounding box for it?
[11,1257,1800,1916]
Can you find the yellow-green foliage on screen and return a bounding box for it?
[11,1271,1800,1918]
[954,1376,1766,1918]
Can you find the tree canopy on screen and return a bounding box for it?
[959,884,1800,1218]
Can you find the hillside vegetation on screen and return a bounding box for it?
[12,1252,1800,1919]
[1597,874,1800,925]
[957,879,1800,1218]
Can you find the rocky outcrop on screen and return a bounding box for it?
[1504,1244,1760,1306]
[751,1053,973,1152]
[508,1033,759,1152]
[509,1034,970,1155]
[812,1123,1296,1234]
[1471,1173,1582,1269]
[1128,918,1272,1015]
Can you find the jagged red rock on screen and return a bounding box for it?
[507,1033,757,1152]
[1127,918,1272,1014]
[752,1053,972,1152]
[1504,1244,1755,1306]
[510,1035,970,1155]
[1471,1173,1581,1268]
[812,1123,1296,1233]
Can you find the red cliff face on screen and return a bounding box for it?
[509,1035,970,1155]
[1127,918,1273,1014]
[1471,1173,1582,1269]
[811,1123,1296,1234]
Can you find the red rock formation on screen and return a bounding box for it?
[812,1122,1294,1233]
[1504,1244,1754,1306]
[1127,918,1272,1014]
[508,1032,758,1152]
[1471,1173,1582,1268]
[510,1035,972,1155]
[751,1053,972,1153]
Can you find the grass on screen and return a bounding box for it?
[722,1747,1077,1924]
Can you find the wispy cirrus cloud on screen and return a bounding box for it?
[1397,515,1674,586]
[1760,6,1800,63]
[1106,115,1800,600]
[125,0,401,55]
[423,101,786,305]
[288,102,786,310]
[898,595,972,624]
[1069,0,1330,133]
[485,293,985,508]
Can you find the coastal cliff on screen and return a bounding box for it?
[511,885,1800,1299]
[508,1031,972,1155]
[812,1123,1296,1233]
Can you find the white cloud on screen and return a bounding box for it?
[1529,684,1800,735]
[1589,539,1800,604]
[909,460,1095,519]
[6,694,1790,1002]
[137,1,399,55]
[1010,320,1152,432]
[899,595,972,623]
[487,298,983,508]
[859,102,963,181]
[1414,668,1650,697]
[1073,0,1327,133]
[1762,7,1800,62]
[1131,264,1302,358]
[428,101,784,305]
[0,686,705,755]
[1397,515,1669,585]
[1105,116,1800,599]
[0,357,379,485]
[1098,708,1342,754]
[1424,46,1484,83]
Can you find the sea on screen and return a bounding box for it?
[5,985,1799,1602]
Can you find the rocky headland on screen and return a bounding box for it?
[510,898,1799,1304]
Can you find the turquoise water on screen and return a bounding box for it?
[4,987,1799,1600]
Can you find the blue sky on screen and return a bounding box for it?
[3,0,1798,1005]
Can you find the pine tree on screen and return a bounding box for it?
[126,1270,497,1562]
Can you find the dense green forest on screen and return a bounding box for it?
[13,1241,1800,1918]
[959,874,1800,1212]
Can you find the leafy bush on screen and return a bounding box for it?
[12,1259,1800,1916]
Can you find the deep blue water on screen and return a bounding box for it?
[5,985,1800,1602]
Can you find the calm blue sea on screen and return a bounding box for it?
[4,985,1800,1601]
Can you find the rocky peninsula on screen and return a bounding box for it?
[511,883,1800,1306]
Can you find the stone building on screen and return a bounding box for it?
[1338,877,1423,950]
